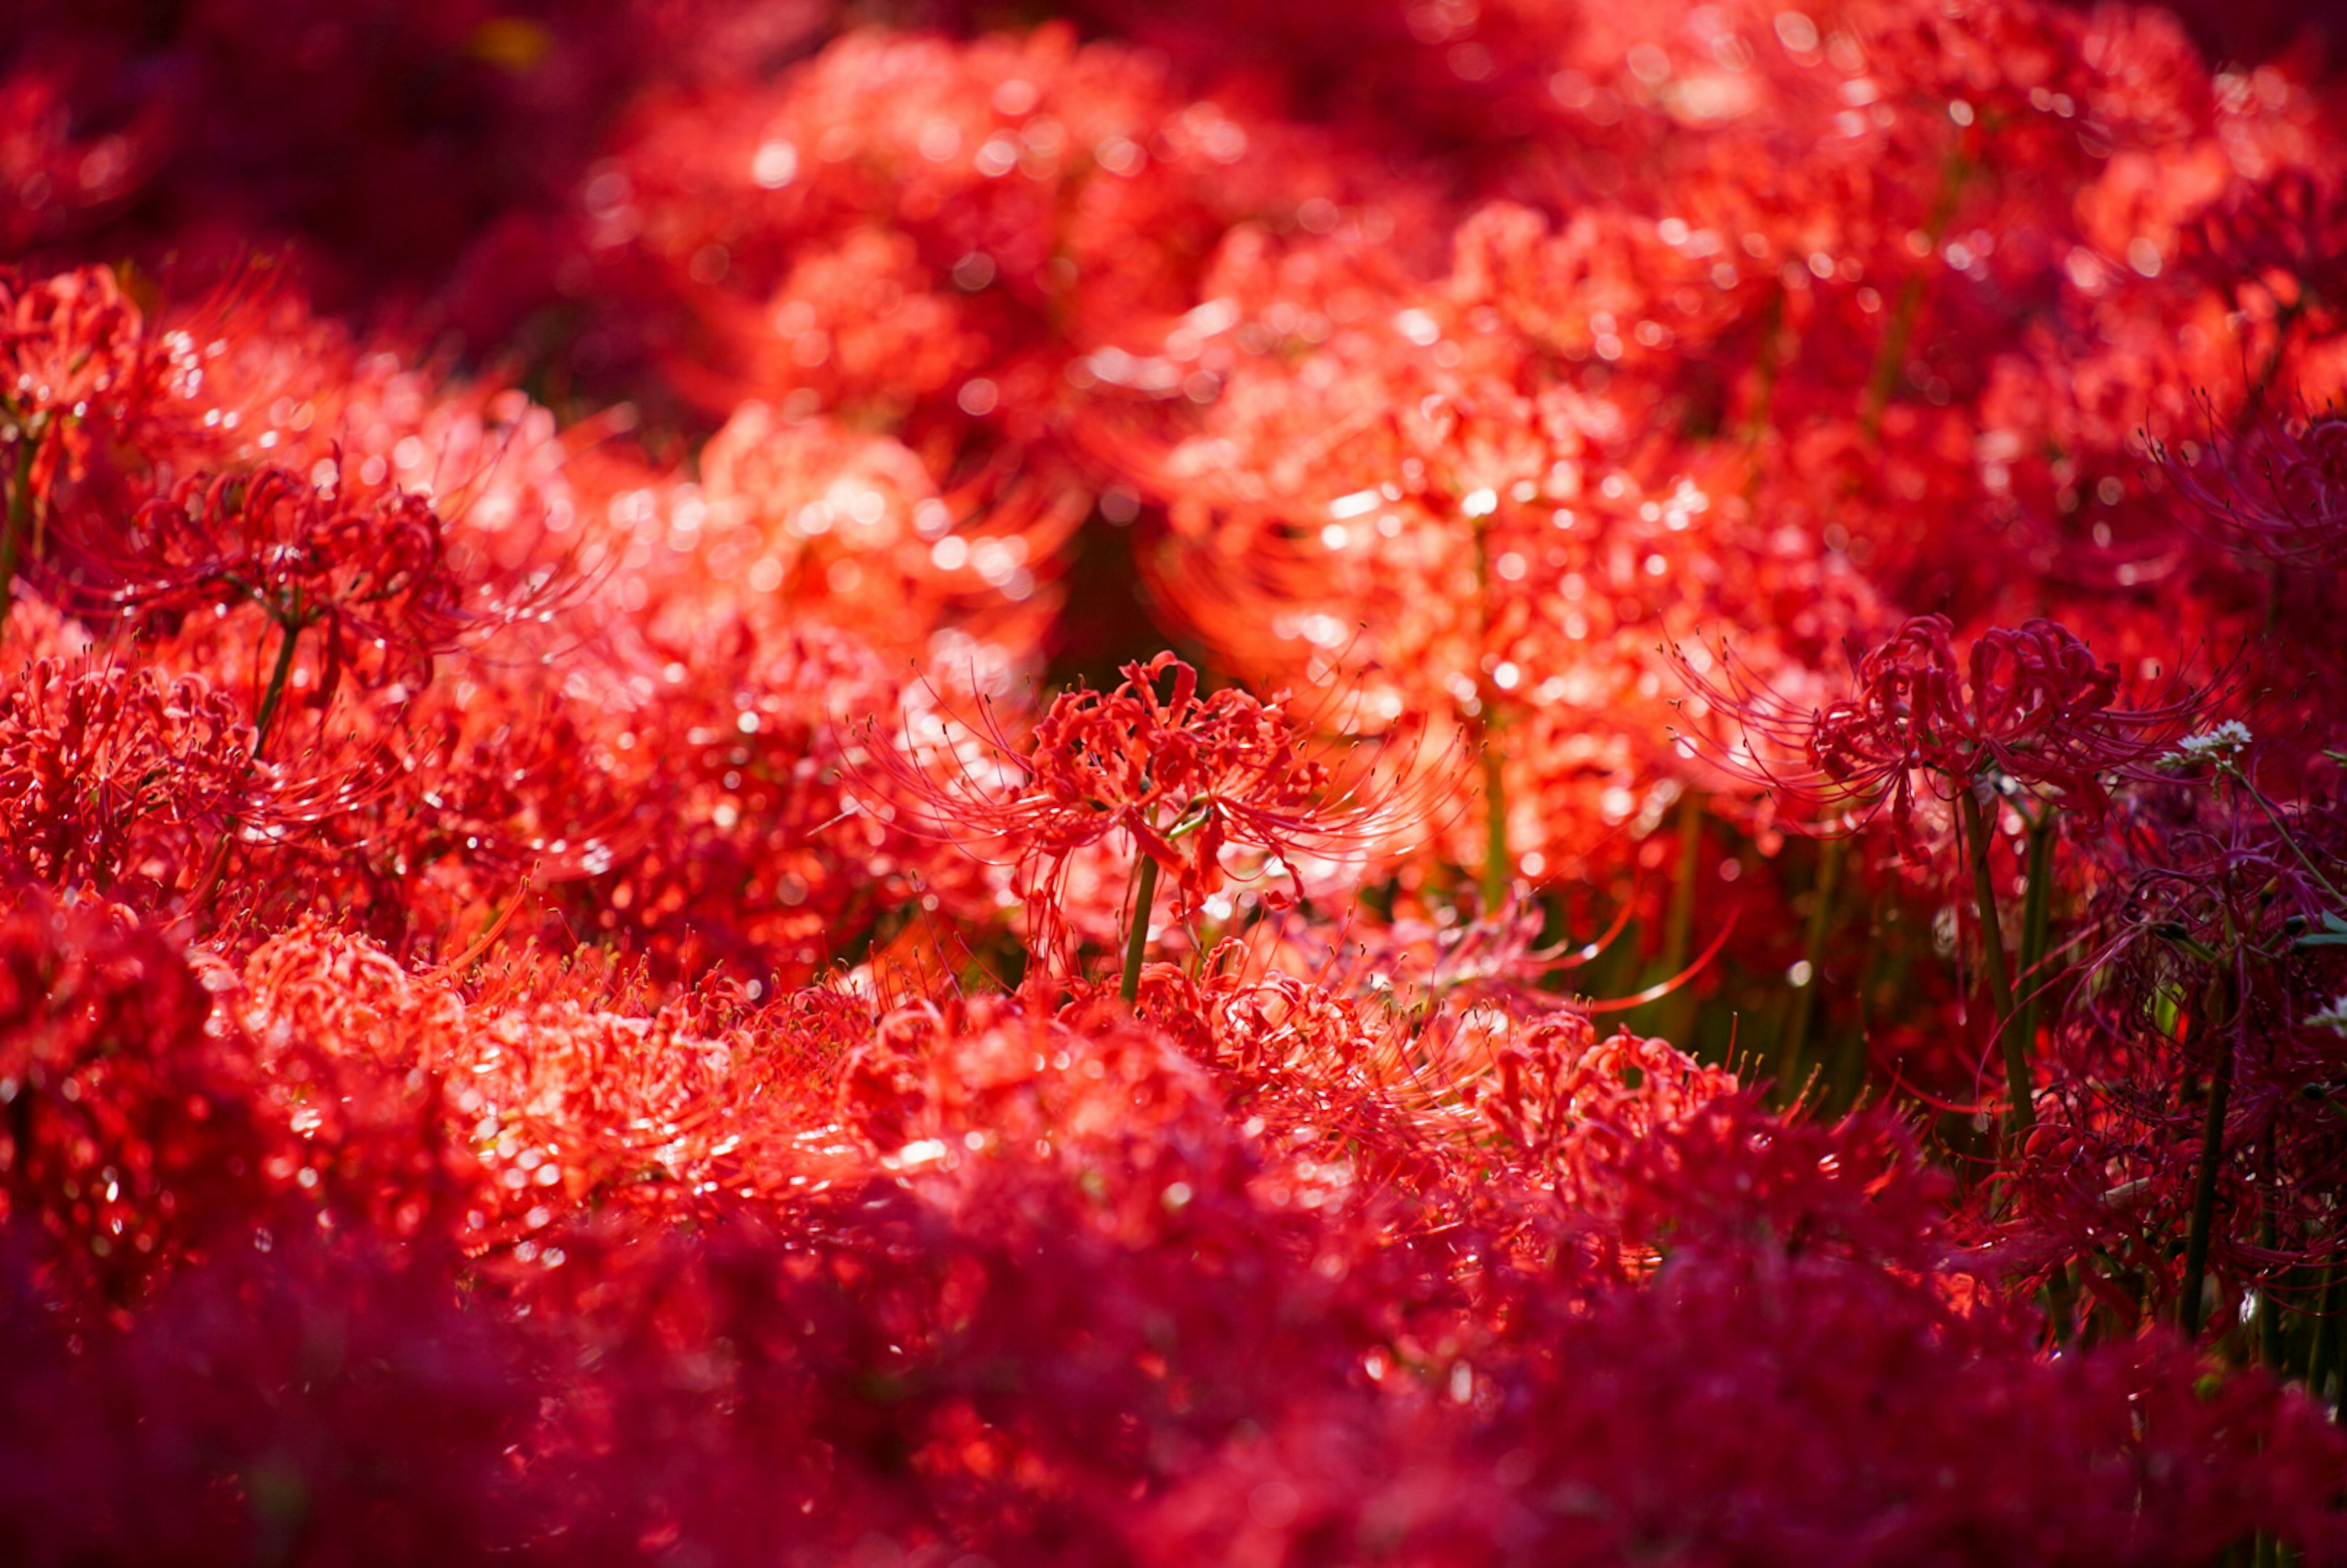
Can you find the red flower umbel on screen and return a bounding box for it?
[0,659,252,903]
[881,653,1403,983]
[2161,404,2347,568]
[63,466,475,750]
[1684,614,2196,857]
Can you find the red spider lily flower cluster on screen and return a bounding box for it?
[881,651,1414,969]
[0,659,252,899]
[6,0,2347,1562]
[2161,401,2347,567]
[1685,612,2199,855]
[0,265,166,458]
[1015,654,1329,895]
[67,468,468,735]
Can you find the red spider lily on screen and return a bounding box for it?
[1681,614,2199,857]
[61,466,470,747]
[1477,1016,1740,1196]
[2158,401,2347,568]
[1680,614,2203,1157]
[0,265,171,620]
[876,652,1414,984]
[0,70,164,257]
[0,658,253,904]
[2178,168,2347,351]
[691,403,1084,665]
[0,264,166,463]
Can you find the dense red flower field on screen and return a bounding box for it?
[5,0,2347,1562]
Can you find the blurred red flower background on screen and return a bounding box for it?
[3,0,2346,1562]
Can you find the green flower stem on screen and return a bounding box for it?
[2180,970,2239,1340]
[1650,791,1705,1043]
[1741,288,1787,451]
[1663,791,1702,973]
[1480,733,1509,914]
[2306,1267,2343,1414]
[1119,852,1160,1006]
[1469,500,1510,916]
[1777,833,1844,1097]
[1958,786,2030,1144]
[2223,762,2346,906]
[2013,808,2057,1079]
[2257,1185,2282,1371]
[0,430,36,639]
[251,611,304,756]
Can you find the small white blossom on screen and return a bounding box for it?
[2309,994,2347,1036]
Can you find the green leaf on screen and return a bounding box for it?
[2293,910,2347,948]
[2151,985,2181,1037]
[2153,924,2222,964]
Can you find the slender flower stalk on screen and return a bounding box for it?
[1120,852,1160,1004]
[1479,730,1509,914]
[2013,809,2058,1071]
[0,427,39,631]
[2180,968,2241,1341]
[1785,836,1842,1091]
[249,586,309,756]
[1957,786,2030,1145]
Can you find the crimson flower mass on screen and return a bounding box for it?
[2,0,2346,1563]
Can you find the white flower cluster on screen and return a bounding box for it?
[2308,994,2347,1037]
[2164,720,2253,766]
